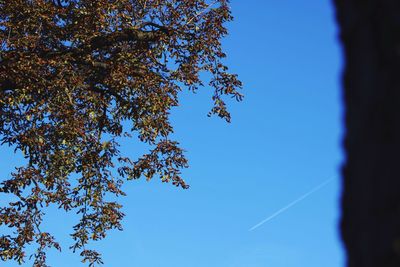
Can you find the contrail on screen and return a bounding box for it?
[248,178,333,231]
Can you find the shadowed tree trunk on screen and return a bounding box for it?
[333,1,400,266]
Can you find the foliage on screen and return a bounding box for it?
[0,0,242,266]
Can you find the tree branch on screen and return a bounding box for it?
[0,27,168,65]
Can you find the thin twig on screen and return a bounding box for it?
[6,27,12,45]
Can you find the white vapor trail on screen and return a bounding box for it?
[248,178,333,231]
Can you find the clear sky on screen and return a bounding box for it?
[2,1,344,266]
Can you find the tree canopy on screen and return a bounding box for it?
[0,0,242,265]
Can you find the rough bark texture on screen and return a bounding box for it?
[333,0,400,266]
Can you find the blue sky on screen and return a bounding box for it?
[2,1,344,266]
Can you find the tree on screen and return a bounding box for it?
[333,1,400,266]
[0,1,242,266]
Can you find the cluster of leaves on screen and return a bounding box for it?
[0,0,242,266]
